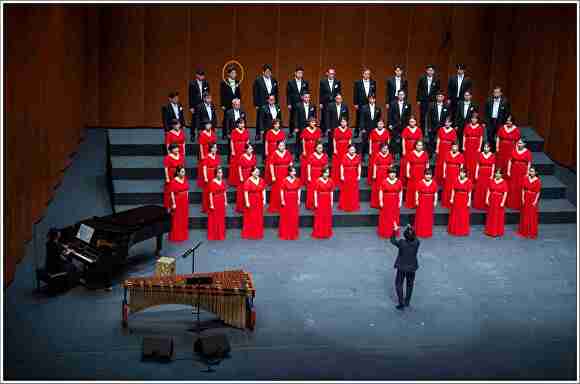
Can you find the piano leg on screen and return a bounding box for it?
[155,234,163,257]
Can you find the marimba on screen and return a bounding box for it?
[122,270,256,330]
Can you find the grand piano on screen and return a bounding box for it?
[56,205,171,288]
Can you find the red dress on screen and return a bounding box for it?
[473,152,496,210]
[306,152,329,210]
[241,177,266,239]
[268,150,293,213]
[496,124,520,172]
[400,126,423,186]
[414,179,438,238]
[200,154,220,213]
[300,127,321,178]
[196,130,217,187]
[331,127,352,181]
[518,176,541,239]
[448,178,473,236]
[163,154,184,209]
[168,177,189,242]
[228,128,249,186]
[485,179,508,237]
[312,178,335,239]
[264,129,286,185]
[235,153,257,213]
[370,152,393,208]
[404,150,429,209]
[462,123,483,178]
[339,153,361,212]
[506,148,532,210]
[367,128,390,185]
[165,129,186,158]
[207,179,227,241]
[279,177,302,240]
[442,152,465,208]
[435,127,457,186]
[377,178,402,238]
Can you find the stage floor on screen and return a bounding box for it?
[4,129,577,381]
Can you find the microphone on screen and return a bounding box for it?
[181,241,203,258]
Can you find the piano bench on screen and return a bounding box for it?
[36,268,74,294]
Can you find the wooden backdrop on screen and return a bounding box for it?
[4,4,577,285]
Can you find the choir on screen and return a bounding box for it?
[163,63,541,242]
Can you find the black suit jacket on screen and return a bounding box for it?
[219,80,242,110]
[286,79,310,107]
[416,75,440,102]
[253,76,279,107]
[293,102,317,131]
[388,100,412,130]
[353,79,377,107]
[258,104,283,132]
[454,101,479,128]
[188,80,210,109]
[447,75,473,102]
[429,102,451,130]
[390,235,420,272]
[359,104,382,131]
[195,102,218,129]
[319,78,342,106]
[162,102,186,129]
[325,102,349,131]
[484,96,511,125]
[224,108,247,134]
[386,77,409,105]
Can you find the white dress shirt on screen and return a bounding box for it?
[363,79,370,96]
[492,98,500,118]
[395,77,401,94]
[457,75,464,98]
[296,79,302,94]
[328,79,334,91]
[269,104,277,119]
[228,78,236,94]
[233,108,240,121]
[205,103,212,120]
[398,101,404,117]
[197,80,203,96]
[463,101,470,118]
[171,103,180,119]
[437,103,443,121]
[304,103,309,119]
[427,76,433,95]
[336,103,342,119]
[264,76,272,94]
[369,103,375,119]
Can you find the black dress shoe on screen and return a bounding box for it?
[396,304,405,310]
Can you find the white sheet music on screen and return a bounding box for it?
[76,224,95,244]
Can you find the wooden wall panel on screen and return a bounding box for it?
[487,7,514,92]
[85,7,100,127]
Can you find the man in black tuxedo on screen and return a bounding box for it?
[390,224,420,310]
[388,90,412,157]
[353,67,377,138]
[428,91,450,153]
[253,64,279,141]
[325,93,349,143]
[416,64,440,136]
[286,65,309,137]
[359,93,381,157]
[163,91,186,131]
[319,67,341,135]
[484,86,511,146]
[220,65,242,138]
[188,69,209,140]
[195,93,218,134]
[447,64,473,119]
[258,95,282,138]
[293,92,317,137]
[223,98,246,138]
[454,90,478,146]
[386,65,409,110]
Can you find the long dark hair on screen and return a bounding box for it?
[403,225,416,242]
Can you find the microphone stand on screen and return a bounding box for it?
[181,241,203,274]
[182,242,206,333]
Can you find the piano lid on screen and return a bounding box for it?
[77,205,169,233]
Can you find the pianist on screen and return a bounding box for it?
[45,228,79,289]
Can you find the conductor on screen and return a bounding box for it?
[390,223,420,310]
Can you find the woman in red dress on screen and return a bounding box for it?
[312,166,335,239]
[165,120,186,157]
[442,143,465,208]
[268,140,293,213]
[200,143,220,213]
[207,167,227,241]
[400,116,423,187]
[377,167,403,238]
[235,143,257,213]
[197,122,217,186]
[331,117,352,181]
[279,166,302,240]
[462,113,484,178]
[506,139,532,210]
[414,169,438,238]
[169,166,189,242]
[264,119,286,185]
[339,145,362,212]
[306,142,329,210]
[448,167,473,236]
[473,142,496,210]
[300,117,322,179]
[485,168,508,237]
[435,117,457,186]
[370,143,393,208]
[518,166,541,239]
[404,140,429,209]
[242,167,267,240]
[163,144,184,210]
[495,115,520,171]
[367,120,390,185]
[228,119,250,186]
